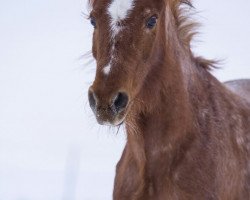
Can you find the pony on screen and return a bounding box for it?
[87,0,250,199]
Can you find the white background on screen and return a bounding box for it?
[0,0,250,199]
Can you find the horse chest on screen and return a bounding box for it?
[114,145,219,200]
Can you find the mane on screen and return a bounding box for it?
[170,0,217,70]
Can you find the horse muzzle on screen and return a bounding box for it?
[88,89,129,126]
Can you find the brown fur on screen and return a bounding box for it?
[87,0,250,199]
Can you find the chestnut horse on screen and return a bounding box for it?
[87,0,250,199]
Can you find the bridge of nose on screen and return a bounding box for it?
[92,87,116,108]
[92,75,121,99]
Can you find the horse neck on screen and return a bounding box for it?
[125,9,204,168]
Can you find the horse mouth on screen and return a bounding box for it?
[95,109,127,127]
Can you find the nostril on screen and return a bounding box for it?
[113,92,129,112]
[88,90,97,110]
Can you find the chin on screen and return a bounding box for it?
[97,116,126,127]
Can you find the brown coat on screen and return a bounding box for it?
[87,0,250,199]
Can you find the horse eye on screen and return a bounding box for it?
[146,16,158,29]
[90,17,97,28]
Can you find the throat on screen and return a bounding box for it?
[125,65,193,163]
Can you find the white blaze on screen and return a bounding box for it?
[103,0,135,75]
[103,64,111,75]
[108,0,134,38]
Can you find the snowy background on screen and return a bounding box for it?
[0,0,249,199]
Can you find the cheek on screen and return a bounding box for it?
[141,34,156,61]
[92,34,97,59]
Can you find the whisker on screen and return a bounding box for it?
[79,51,93,60]
[81,11,90,19]
[125,121,141,137]
[116,124,122,135]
